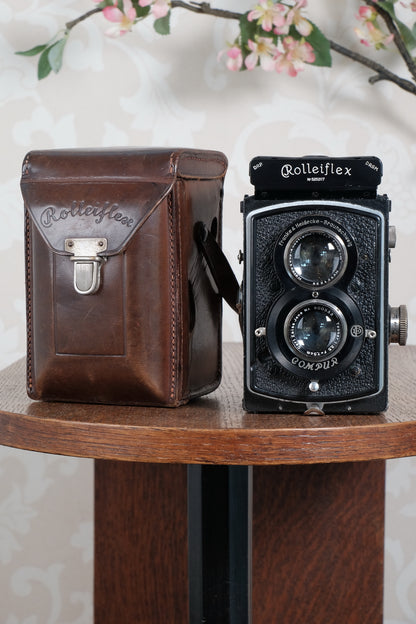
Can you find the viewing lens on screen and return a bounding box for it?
[284,300,347,362]
[285,227,347,287]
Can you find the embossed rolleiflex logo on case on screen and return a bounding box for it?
[40,200,135,228]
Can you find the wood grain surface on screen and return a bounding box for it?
[0,344,415,464]
[252,462,385,623]
[94,461,189,623]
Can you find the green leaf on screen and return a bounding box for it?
[239,12,263,50]
[48,38,67,73]
[135,6,150,18]
[153,12,170,35]
[133,3,150,18]
[397,21,416,50]
[16,43,48,57]
[37,46,53,80]
[305,23,332,67]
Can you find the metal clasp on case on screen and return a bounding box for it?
[64,238,107,295]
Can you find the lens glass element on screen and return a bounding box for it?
[285,227,347,288]
[284,300,347,362]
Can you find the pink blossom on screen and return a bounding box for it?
[283,0,313,37]
[139,0,171,19]
[247,0,287,33]
[102,0,137,37]
[274,36,315,76]
[355,3,394,49]
[357,6,377,20]
[218,45,243,71]
[354,20,394,49]
[245,37,279,71]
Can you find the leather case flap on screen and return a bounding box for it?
[21,148,227,256]
[22,179,172,256]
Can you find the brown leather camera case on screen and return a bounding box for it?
[21,148,228,406]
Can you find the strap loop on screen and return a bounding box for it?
[194,222,241,314]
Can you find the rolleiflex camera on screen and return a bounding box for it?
[241,156,408,414]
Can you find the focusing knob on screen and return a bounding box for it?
[389,305,408,345]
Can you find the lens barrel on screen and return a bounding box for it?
[284,300,347,362]
[284,227,347,288]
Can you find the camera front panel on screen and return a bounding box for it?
[243,198,389,414]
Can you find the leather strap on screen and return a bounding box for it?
[194,222,241,314]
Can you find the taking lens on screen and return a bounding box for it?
[284,227,347,288]
[284,300,347,362]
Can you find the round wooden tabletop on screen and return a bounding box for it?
[0,343,415,465]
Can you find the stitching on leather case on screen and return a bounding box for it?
[25,208,33,394]
[169,152,175,177]
[167,191,177,402]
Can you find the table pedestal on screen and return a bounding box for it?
[94,460,385,624]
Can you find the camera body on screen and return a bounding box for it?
[241,155,406,414]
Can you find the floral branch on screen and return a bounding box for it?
[15,0,416,97]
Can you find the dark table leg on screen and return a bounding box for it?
[188,465,252,624]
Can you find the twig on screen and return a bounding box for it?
[329,39,416,95]
[171,1,241,20]
[65,7,103,32]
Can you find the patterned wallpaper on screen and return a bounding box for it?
[1,0,416,621]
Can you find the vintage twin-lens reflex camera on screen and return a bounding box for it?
[241,156,408,414]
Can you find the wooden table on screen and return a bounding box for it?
[0,344,415,623]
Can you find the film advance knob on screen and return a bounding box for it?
[389,305,408,346]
